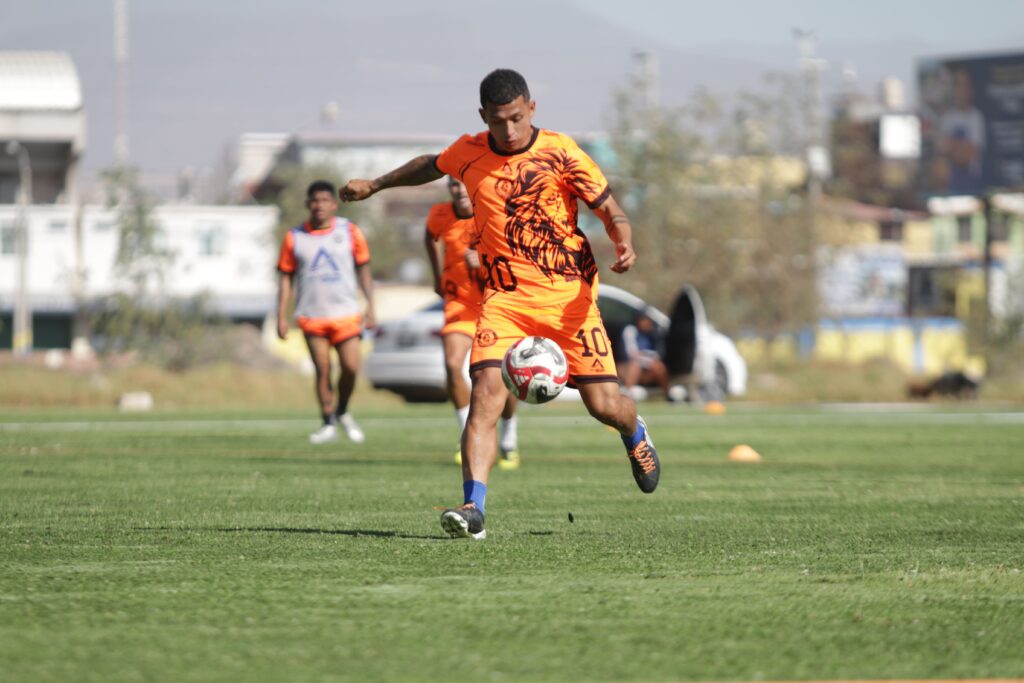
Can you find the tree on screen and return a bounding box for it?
[603,74,818,340]
[92,167,225,370]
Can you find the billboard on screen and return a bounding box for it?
[918,51,1024,196]
[818,244,907,317]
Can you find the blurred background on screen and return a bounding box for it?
[1,0,1022,407]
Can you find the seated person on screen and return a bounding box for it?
[618,312,671,400]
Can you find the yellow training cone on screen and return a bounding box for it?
[728,444,762,462]
[705,401,726,415]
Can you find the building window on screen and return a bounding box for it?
[957,215,973,243]
[878,220,904,242]
[1,223,15,255]
[49,220,68,232]
[196,223,226,256]
[94,221,115,232]
[907,265,957,317]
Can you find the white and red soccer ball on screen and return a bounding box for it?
[501,336,568,404]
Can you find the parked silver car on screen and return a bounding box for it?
[365,284,747,403]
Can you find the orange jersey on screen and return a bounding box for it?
[435,128,610,307]
[425,202,484,308]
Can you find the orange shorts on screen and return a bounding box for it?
[469,293,617,386]
[297,315,363,345]
[441,297,481,338]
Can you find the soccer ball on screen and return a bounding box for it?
[501,336,569,404]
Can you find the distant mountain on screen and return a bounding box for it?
[1,0,977,175]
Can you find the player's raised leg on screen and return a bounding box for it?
[333,334,365,443]
[305,334,338,444]
[578,381,660,493]
[440,365,506,539]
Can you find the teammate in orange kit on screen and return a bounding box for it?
[425,176,520,470]
[341,69,659,539]
[277,180,376,445]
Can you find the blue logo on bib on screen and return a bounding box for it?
[310,248,340,273]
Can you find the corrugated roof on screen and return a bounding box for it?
[0,52,82,111]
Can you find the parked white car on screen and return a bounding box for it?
[364,284,746,403]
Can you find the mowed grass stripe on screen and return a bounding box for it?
[1,406,1022,682]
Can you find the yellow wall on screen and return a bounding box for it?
[903,220,934,255]
[741,321,985,376]
[735,336,797,363]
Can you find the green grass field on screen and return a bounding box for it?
[1,402,1022,682]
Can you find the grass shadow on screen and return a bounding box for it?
[242,456,452,468]
[134,526,442,541]
[221,526,441,540]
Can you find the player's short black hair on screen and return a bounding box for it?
[306,180,336,199]
[480,69,530,107]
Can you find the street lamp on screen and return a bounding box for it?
[6,141,33,356]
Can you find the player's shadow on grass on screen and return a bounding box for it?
[236,527,557,539]
[243,456,455,468]
[216,526,442,540]
[137,526,555,540]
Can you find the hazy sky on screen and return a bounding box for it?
[572,0,1022,53]
[3,0,1022,175]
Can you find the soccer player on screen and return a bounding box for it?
[425,176,520,470]
[341,69,659,539]
[619,312,671,401]
[277,179,376,445]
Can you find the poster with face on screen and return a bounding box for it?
[918,52,1024,197]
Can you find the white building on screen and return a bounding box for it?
[0,52,85,205]
[0,51,281,351]
[252,132,453,224]
[227,132,290,203]
[0,203,280,349]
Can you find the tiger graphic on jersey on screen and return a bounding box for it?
[502,148,600,288]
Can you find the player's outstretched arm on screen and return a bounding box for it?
[593,195,637,273]
[339,154,443,202]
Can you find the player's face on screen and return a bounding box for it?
[307,190,337,226]
[480,95,535,153]
[448,179,472,217]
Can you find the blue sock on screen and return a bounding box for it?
[621,421,646,450]
[463,480,487,515]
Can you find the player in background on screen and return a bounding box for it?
[277,180,376,445]
[425,176,521,470]
[341,69,659,540]
[619,311,671,401]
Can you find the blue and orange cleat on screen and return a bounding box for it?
[625,416,660,493]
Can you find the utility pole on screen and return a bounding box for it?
[7,141,33,356]
[632,50,659,112]
[794,29,827,203]
[981,196,995,358]
[114,0,129,165]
